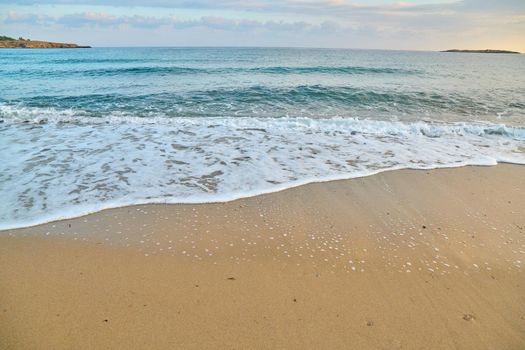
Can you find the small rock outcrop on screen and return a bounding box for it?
[441,49,520,54]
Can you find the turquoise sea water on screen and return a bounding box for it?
[1,48,524,229]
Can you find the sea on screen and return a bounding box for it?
[1,47,524,230]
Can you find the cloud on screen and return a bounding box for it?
[461,0,525,12]
[57,12,123,27]
[3,10,338,32]
[5,10,169,28]
[3,1,525,29]
[4,10,54,25]
[0,0,458,15]
[4,0,524,14]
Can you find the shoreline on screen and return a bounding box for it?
[1,164,525,349]
[2,162,524,232]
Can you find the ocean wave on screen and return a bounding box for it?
[44,58,155,64]
[1,112,524,230]
[1,104,524,140]
[1,65,419,78]
[0,84,502,120]
[81,65,416,76]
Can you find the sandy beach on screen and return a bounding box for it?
[1,164,524,349]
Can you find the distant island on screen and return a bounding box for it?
[0,35,90,48]
[442,49,520,54]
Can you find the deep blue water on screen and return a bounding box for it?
[2,47,524,123]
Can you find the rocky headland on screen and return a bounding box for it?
[0,35,90,48]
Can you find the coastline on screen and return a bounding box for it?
[0,39,90,48]
[3,159,525,232]
[1,164,524,349]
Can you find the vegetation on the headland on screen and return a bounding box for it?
[442,49,520,54]
[0,35,90,48]
[0,35,17,41]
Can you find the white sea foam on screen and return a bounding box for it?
[0,111,524,230]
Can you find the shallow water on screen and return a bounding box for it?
[1,47,524,229]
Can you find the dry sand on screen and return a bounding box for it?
[1,164,524,349]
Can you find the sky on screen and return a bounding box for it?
[1,0,524,51]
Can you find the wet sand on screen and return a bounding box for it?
[1,164,524,349]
